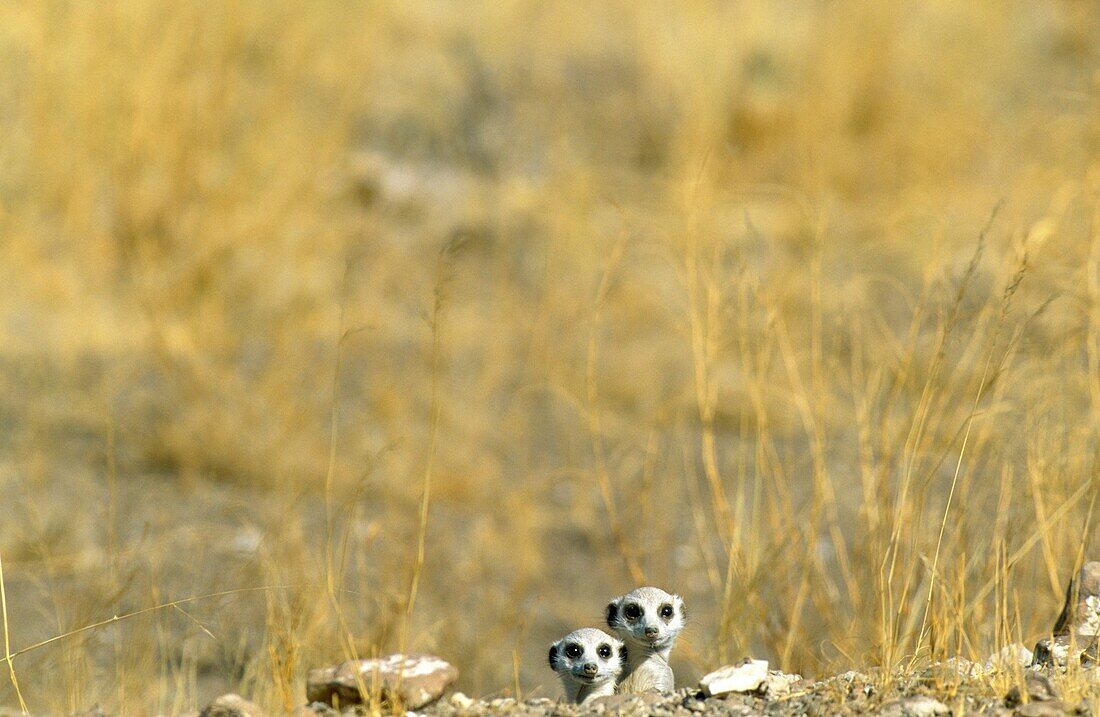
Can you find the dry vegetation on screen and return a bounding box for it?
[1,0,1099,714]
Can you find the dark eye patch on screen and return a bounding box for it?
[565,643,583,659]
[659,603,674,619]
[597,644,612,659]
[623,603,642,620]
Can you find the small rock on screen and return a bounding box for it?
[198,694,266,717]
[761,670,803,697]
[306,653,458,709]
[985,644,1034,674]
[877,695,950,717]
[681,696,706,712]
[450,692,475,710]
[698,659,769,697]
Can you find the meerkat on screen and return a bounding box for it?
[606,586,686,694]
[548,627,626,704]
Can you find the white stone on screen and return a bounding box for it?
[698,659,769,697]
[984,643,1033,673]
[449,692,474,709]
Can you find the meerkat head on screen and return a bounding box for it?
[548,627,625,697]
[606,586,686,655]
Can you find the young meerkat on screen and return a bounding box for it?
[605,586,686,694]
[548,628,626,704]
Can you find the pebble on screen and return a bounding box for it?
[681,697,706,712]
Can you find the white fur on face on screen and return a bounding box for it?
[549,627,625,702]
[606,586,686,655]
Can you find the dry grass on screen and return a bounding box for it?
[0,0,1099,714]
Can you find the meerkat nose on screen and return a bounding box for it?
[583,662,598,675]
[644,627,659,637]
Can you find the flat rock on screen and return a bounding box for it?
[198,694,265,717]
[698,659,769,697]
[306,653,458,709]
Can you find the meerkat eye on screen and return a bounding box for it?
[660,603,674,619]
[597,644,612,659]
[565,643,583,659]
[623,603,642,620]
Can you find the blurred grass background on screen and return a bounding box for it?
[1,0,1100,713]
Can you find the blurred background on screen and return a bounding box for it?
[1,0,1099,713]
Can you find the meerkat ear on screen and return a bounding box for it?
[677,596,687,622]
[606,601,619,626]
[619,644,628,664]
[548,644,558,669]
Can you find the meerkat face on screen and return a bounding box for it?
[548,628,625,687]
[606,586,686,653]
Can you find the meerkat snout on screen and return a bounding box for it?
[548,627,625,704]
